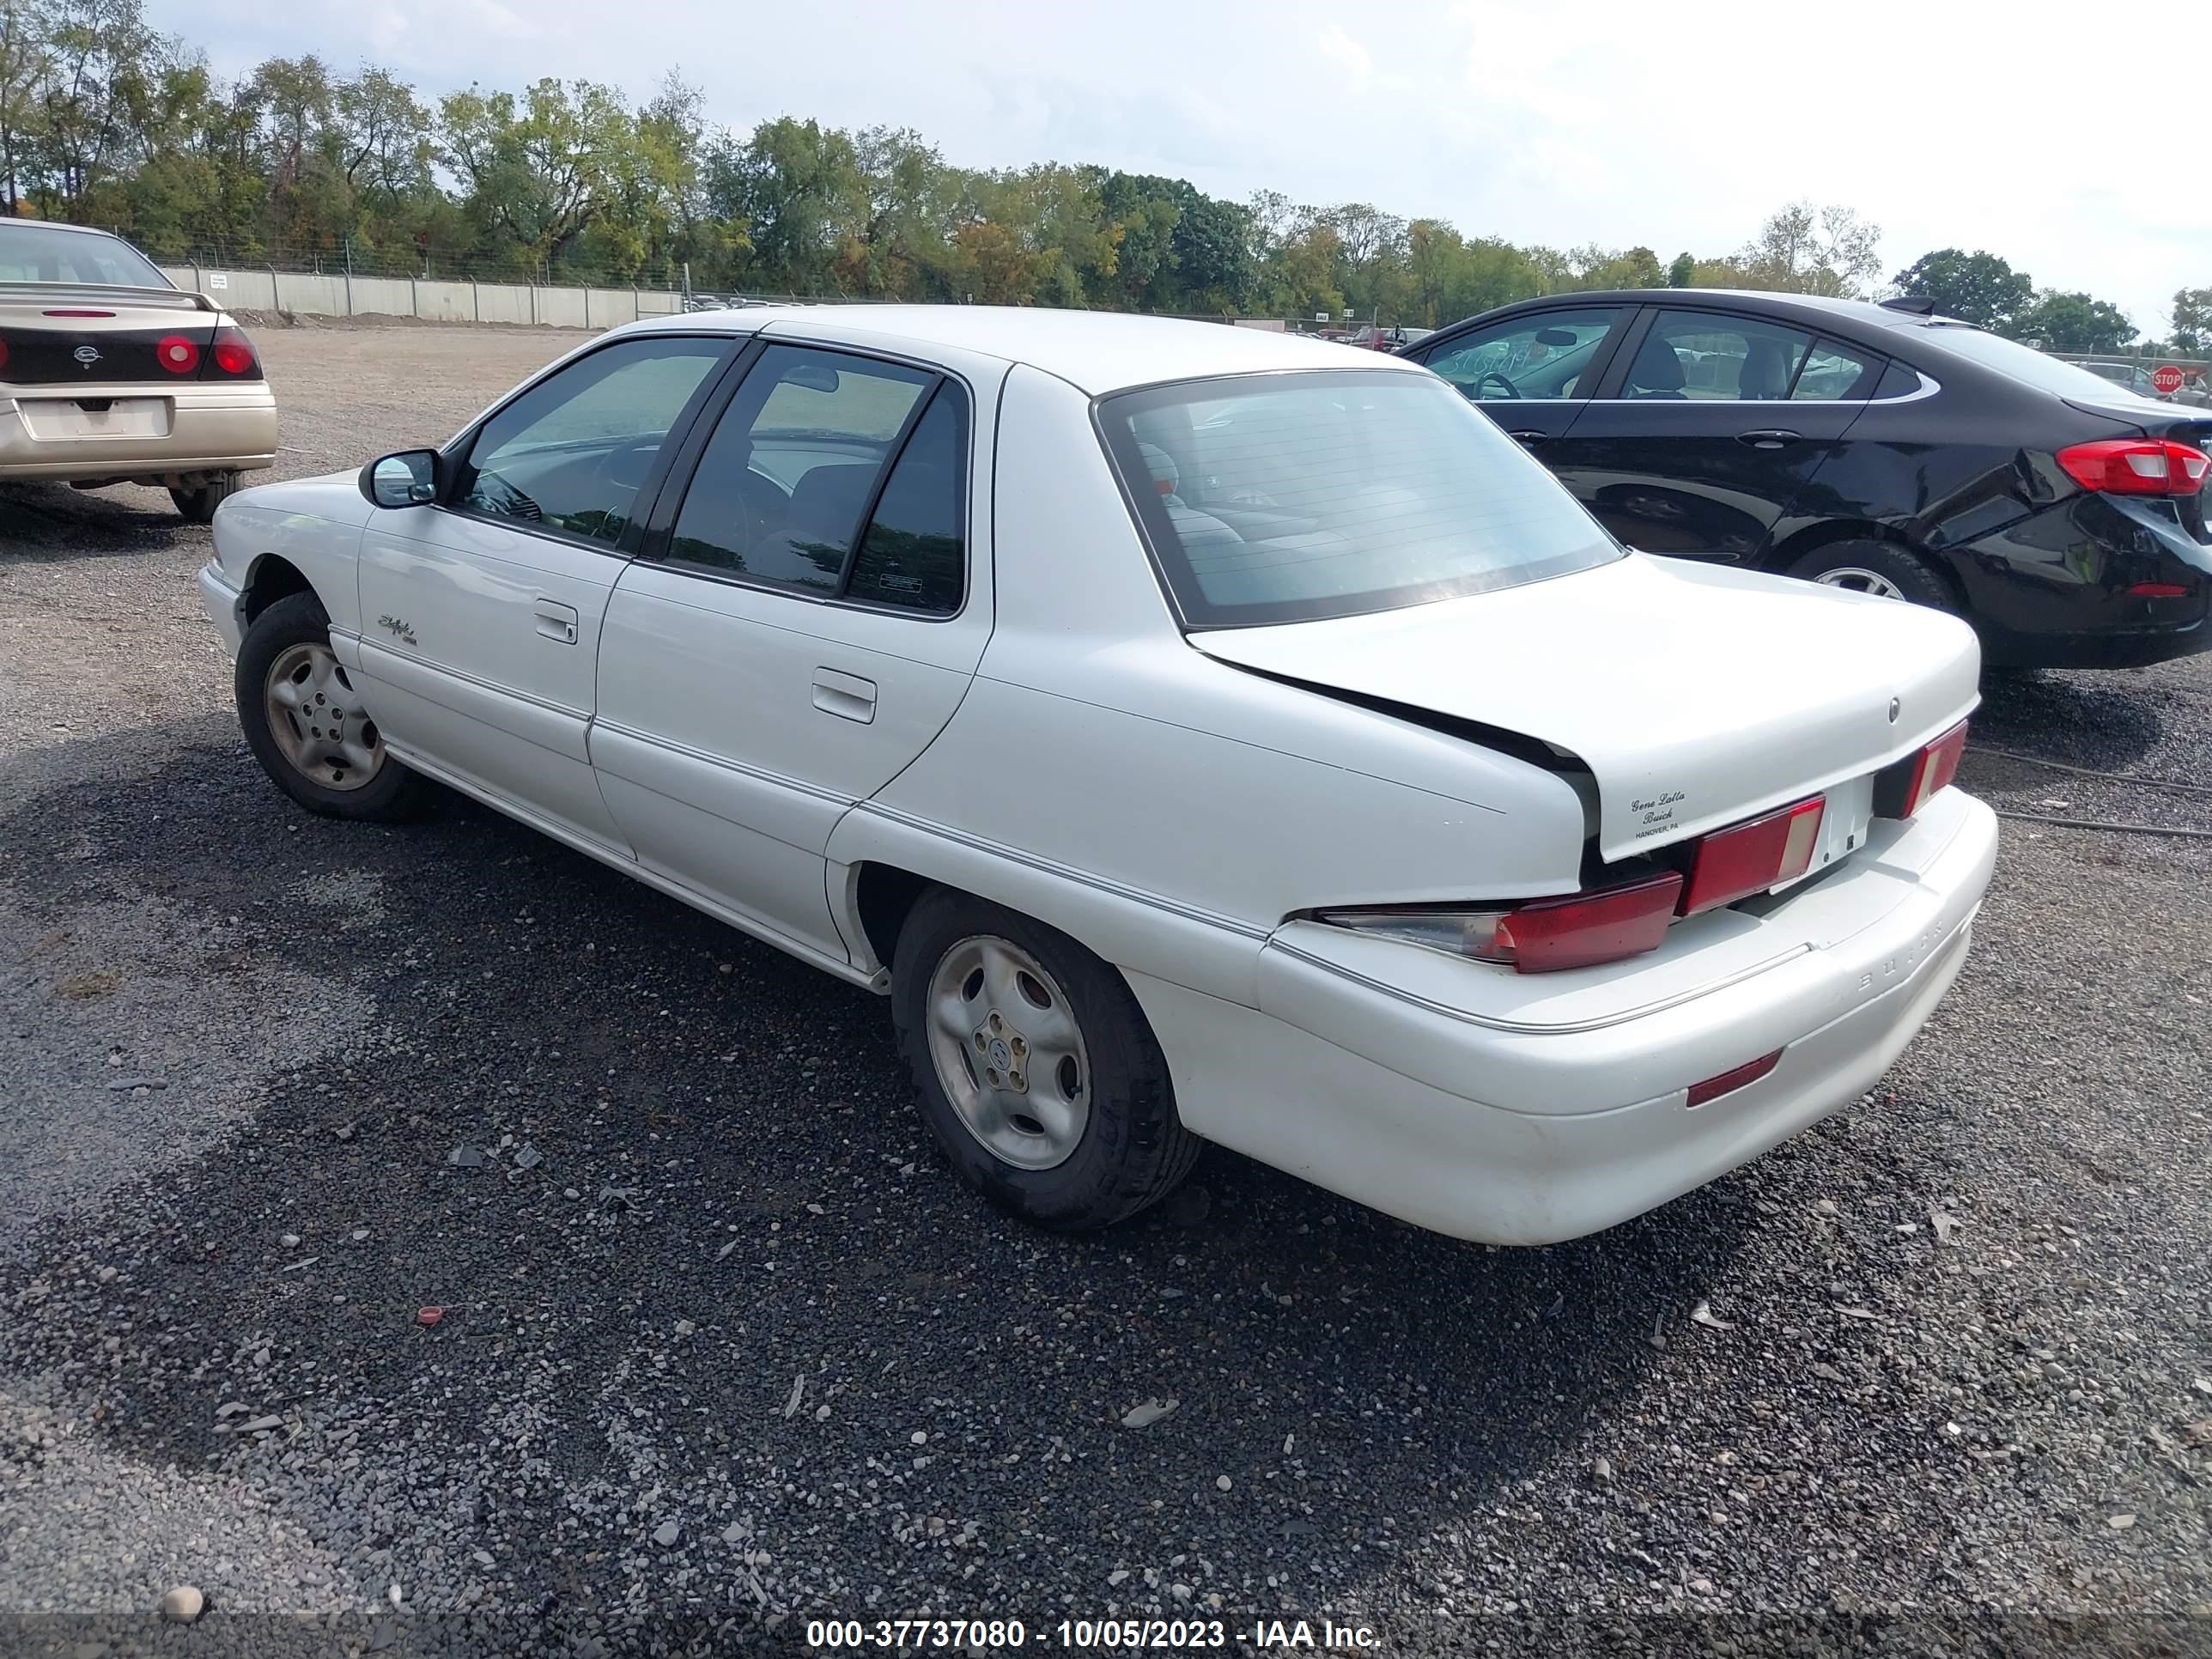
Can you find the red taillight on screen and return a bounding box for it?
[1686,1048,1783,1108]
[41,307,113,317]
[1487,872,1683,974]
[2055,438,2210,497]
[1680,796,1825,915]
[155,334,200,374]
[210,327,256,375]
[1876,719,1968,820]
[2130,581,2191,599]
[0,335,9,374]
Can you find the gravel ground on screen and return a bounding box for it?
[1,324,2209,1658]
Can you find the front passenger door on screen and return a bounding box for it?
[352,335,732,850]
[1407,306,1630,452]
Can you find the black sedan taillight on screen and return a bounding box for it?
[2056,439,2209,498]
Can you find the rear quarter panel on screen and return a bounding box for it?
[832,364,1589,1006]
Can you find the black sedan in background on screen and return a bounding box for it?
[1400,291,2212,668]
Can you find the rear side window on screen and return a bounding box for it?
[1624,311,1814,400]
[1873,360,1925,400]
[1791,338,1879,400]
[667,345,933,593]
[1099,368,1620,628]
[844,387,966,613]
[665,344,968,612]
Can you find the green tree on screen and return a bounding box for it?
[441,77,641,277]
[28,0,161,209]
[1666,250,1694,287]
[2011,289,2134,353]
[1737,201,1881,296]
[1890,248,2033,330]
[2171,287,2211,356]
[707,115,861,293]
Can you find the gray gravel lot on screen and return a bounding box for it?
[1,322,2209,1657]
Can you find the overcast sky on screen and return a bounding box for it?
[155,0,2203,335]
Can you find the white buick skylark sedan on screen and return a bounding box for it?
[198,307,1996,1244]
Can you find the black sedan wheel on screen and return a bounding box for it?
[1788,540,1955,611]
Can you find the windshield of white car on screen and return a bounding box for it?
[1097,368,1620,627]
[1911,325,2165,404]
[0,223,167,288]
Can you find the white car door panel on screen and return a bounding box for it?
[356,514,624,844]
[347,332,733,851]
[592,341,1004,959]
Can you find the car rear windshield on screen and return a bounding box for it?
[0,223,167,288]
[1909,324,2166,404]
[1097,368,1620,627]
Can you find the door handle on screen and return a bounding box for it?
[533,599,578,645]
[1735,428,1802,449]
[1507,429,1548,447]
[811,667,878,724]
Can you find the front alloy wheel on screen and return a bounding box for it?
[235,589,424,821]
[263,641,385,791]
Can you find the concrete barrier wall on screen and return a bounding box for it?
[155,264,684,331]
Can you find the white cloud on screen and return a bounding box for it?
[1316,25,1374,92]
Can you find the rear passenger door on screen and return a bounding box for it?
[592,338,1004,965]
[1550,307,1878,561]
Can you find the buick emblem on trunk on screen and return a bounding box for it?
[72,344,100,366]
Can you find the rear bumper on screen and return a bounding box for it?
[1954,494,2212,669]
[1134,789,1997,1244]
[0,384,277,482]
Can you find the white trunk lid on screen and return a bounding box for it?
[1189,553,1980,860]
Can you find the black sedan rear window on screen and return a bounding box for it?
[1097,369,1620,628]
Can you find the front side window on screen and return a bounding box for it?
[0,224,167,287]
[1100,368,1620,628]
[666,344,966,611]
[1420,307,1622,401]
[1623,311,1814,401]
[454,337,727,544]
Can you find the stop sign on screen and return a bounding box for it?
[2152,364,2186,395]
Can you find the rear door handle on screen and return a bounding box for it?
[1736,428,1802,449]
[533,599,579,644]
[1507,429,1548,447]
[811,667,877,724]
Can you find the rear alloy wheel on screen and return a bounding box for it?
[235,590,424,820]
[171,471,241,524]
[1787,539,1955,611]
[891,889,1200,1230]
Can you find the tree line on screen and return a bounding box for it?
[0,0,2197,352]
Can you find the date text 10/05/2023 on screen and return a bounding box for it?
[804,1617,1383,1650]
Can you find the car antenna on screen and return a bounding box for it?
[1879,295,1936,316]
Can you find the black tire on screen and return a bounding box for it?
[235,590,426,821]
[1785,538,1956,612]
[890,888,1200,1231]
[171,472,240,523]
